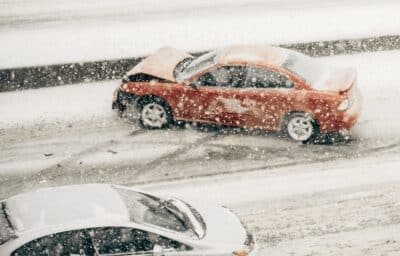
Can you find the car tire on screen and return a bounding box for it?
[283,112,319,143]
[138,97,173,129]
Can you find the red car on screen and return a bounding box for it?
[112,45,362,142]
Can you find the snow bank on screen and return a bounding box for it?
[0,0,400,68]
[0,81,118,128]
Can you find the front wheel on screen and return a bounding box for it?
[139,98,172,129]
[284,113,318,143]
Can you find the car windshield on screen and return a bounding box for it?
[177,50,217,81]
[282,52,331,88]
[114,187,203,238]
[167,199,206,239]
[0,202,16,246]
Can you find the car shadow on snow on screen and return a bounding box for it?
[173,121,354,146]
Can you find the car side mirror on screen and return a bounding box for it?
[189,82,197,89]
[153,244,164,256]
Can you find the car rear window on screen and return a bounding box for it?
[0,202,17,245]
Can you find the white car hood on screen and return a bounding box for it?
[191,202,247,247]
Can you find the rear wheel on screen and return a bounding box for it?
[138,98,172,129]
[284,112,318,143]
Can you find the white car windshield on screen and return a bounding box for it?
[114,187,204,238]
[282,53,330,88]
[177,50,217,81]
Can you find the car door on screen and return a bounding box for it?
[178,65,248,125]
[11,229,94,256]
[240,66,296,130]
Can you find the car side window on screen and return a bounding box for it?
[90,227,154,254]
[12,229,94,256]
[89,227,191,255]
[196,66,247,88]
[244,67,294,89]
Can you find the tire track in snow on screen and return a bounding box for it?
[121,136,400,187]
[130,130,225,181]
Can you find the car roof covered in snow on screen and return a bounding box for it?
[4,184,130,233]
[215,44,291,67]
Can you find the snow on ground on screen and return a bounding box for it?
[140,152,400,206]
[0,80,118,128]
[1,0,400,68]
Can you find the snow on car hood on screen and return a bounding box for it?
[316,67,357,92]
[127,47,193,82]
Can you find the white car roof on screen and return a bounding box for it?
[5,184,130,233]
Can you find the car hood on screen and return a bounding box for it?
[315,67,357,92]
[126,47,193,82]
[189,202,247,247]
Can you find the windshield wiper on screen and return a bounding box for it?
[165,199,205,239]
[158,200,195,235]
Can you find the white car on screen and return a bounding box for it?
[0,184,257,256]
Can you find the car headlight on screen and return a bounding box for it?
[337,98,350,111]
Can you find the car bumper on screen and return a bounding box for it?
[111,87,138,112]
[319,88,362,133]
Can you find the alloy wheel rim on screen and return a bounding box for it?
[141,103,167,128]
[287,116,313,141]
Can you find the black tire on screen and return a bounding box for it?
[137,96,173,129]
[283,112,319,143]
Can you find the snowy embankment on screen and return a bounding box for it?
[0,0,400,69]
[1,50,399,141]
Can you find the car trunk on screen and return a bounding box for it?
[316,67,357,93]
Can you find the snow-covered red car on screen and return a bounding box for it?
[112,45,362,142]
